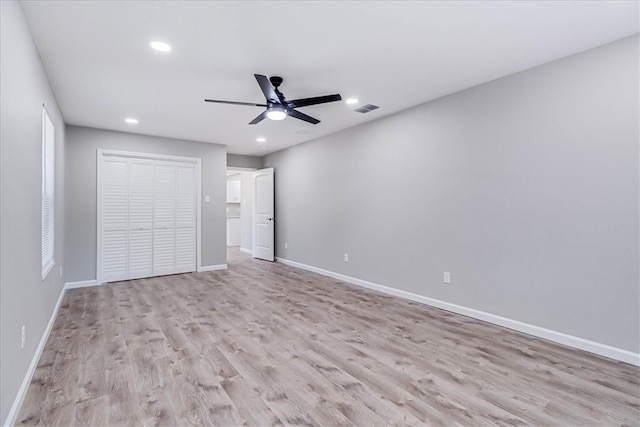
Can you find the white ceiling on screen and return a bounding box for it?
[21,1,639,156]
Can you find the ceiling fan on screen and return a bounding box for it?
[204,74,342,125]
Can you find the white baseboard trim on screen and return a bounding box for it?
[276,257,640,367]
[4,286,66,427]
[240,247,253,255]
[200,264,228,272]
[64,279,100,289]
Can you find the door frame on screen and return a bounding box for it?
[226,167,257,254]
[96,149,202,284]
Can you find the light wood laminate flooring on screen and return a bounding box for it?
[17,248,640,426]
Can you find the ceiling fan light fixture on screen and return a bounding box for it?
[345,98,359,104]
[266,107,287,121]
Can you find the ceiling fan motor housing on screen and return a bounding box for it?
[269,76,283,88]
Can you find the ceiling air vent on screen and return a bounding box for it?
[354,104,379,113]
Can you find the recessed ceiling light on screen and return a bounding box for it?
[125,118,138,124]
[345,98,359,105]
[256,137,266,143]
[150,41,171,52]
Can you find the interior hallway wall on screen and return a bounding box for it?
[227,153,262,169]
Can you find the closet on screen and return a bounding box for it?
[98,151,199,283]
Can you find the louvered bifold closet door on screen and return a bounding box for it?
[176,164,197,273]
[101,158,129,282]
[153,162,177,276]
[128,159,154,279]
[100,153,198,283]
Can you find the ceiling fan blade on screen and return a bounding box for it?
[254,74,281,104]
[249,110,269,125]
[288,109,320,125]
[204,99,267,107]
[287,94,342,109]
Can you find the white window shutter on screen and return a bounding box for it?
[42,108,55,279]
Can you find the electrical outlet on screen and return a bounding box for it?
[21,326,26,349]
[205,195,210,203]
[443,272,451,284]
[284,242,288,249]
[59,266,63,278]
[344,253,349,263]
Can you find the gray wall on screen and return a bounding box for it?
[0,1,67,423]
[227,153,262,169]
[65,126,227,282]
[263,35,639,353]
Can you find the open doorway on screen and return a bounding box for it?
[226,168,255,254]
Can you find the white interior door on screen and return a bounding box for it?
[253,167,274,261]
